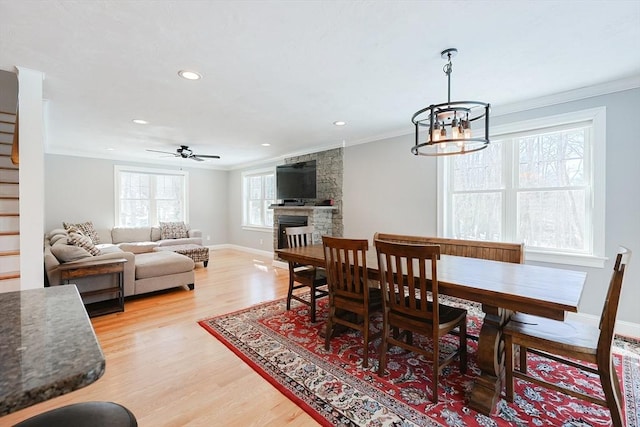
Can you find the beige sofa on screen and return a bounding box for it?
[44,226,202,298]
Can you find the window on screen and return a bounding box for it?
[438,108,606,267]
[115,166,188,227]
[242,169,275,229]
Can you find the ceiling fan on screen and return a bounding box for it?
[146,145,220,161]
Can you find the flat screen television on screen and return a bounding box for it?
[276,160,317,200]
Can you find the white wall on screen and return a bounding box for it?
[341,88,640,329]
[44,154,228,245]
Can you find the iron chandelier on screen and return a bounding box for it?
[411,48,490,156]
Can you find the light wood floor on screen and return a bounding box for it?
[3,249,319,426]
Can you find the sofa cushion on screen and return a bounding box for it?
[96,244,123,254]
[118,242,158,254]
[50,243,93,263]
[156,237,203,247]
[134,251,194,279]
[67,230,101,256]
[160,222,188,239]
[63,221,100,244]
[111,227,152,244]
[151,227,161,241]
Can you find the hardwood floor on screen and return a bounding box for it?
[3,249,319,426]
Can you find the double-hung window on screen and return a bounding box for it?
[115,166,188,227]
[438,108,606,267]
[242,168,275,229]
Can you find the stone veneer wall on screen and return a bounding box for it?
[273,147,343,254]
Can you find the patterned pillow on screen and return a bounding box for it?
[68,231,101,256]
[63,221,100,244]
[159,222,188,239]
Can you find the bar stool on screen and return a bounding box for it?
[13,401,137,427]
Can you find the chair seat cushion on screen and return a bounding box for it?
[13,401,137,427]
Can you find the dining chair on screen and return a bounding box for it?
[504,246,631,427]
[285,225,328,323]
[322,236,382,368]
[374,238,468,403]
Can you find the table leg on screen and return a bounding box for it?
[467,304,512,415]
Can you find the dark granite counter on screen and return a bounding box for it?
[0,285,105,416]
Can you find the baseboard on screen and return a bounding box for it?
[214,244,640,338]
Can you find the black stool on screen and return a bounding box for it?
[13,401,137,427]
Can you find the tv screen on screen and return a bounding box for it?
[276,160,317,200]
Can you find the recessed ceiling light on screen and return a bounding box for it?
[132,119,148,125]
[105,147,115,151]
[261,143,271,147]
[333,121,346,126]
[178,70,202,80]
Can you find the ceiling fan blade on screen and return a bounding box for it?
[146,149,179,156]
[194,154,221,159]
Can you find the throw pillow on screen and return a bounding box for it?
[63,221,100,245]
[160,221,188,239]
[68,231,101,256]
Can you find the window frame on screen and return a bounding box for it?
[114,165,189,227]
[241,167,275,231]
[437,107,606,268]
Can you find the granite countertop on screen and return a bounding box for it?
[0,285,106,416]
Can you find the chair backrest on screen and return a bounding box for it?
[322,236,370,302]
[374,238,441,332]
[374,232,523,264]
[597,246,631,363]
[286,226,315,248]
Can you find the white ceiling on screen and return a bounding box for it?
[1,0,639,169]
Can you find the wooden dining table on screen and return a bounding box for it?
[276,244,587,416]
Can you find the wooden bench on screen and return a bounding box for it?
[373,233,524,264]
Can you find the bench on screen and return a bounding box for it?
[373,233,523,264]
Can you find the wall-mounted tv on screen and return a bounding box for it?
[276,160,317,200]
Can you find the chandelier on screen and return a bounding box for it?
[411,48,490,156]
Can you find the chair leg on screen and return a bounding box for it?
[309,285,317,323]
[505,335,514,402]
[362,316,369,368]
[324,306,335,351]
[599,359,625,427]
[378,320,390,376]
[459,317,467,374]
[431,335,439,403]
[286,275,295,311]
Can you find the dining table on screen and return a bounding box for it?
[276,244,587,416]
[0,285,106,416]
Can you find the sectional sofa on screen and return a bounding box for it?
[44,225,204,298]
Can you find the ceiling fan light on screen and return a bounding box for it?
[178,70,202,80]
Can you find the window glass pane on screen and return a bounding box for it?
[157,199,183,222]
[264,174,275,199]
[452,141,503,191]
[451,192,502,241]
[263,200,274,226]
[249,176,262,199]
[248,200,262,225]
[518,128,586,188]
[120,200,150,227]
[517,189,586,251]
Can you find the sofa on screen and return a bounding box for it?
[44,224,203,299]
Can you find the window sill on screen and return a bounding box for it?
[525,250,606,268]
[242,225,273,233]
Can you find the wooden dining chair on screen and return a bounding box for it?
[374,238,468,403]
[285,225,328,323]
[504,246,631,427]
[322,236,382,368]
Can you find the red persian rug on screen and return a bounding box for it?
[198,296,640,426]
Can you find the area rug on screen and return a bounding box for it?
[198,296,640,427]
